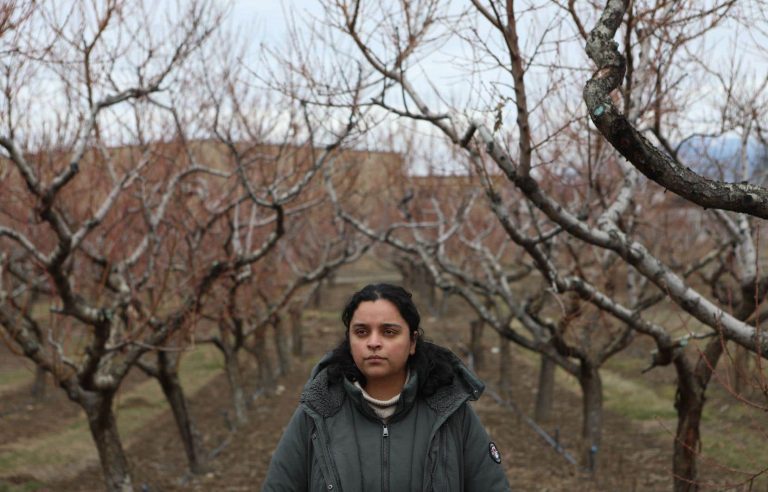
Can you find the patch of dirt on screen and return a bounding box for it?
[0,388,82,441]
[0,341,84,444]
[0,366,149,447]
[45,327,334,492]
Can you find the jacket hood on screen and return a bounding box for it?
[300,343,484,418]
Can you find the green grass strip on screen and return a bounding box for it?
[0,346,222,482]
[0,368,34,396]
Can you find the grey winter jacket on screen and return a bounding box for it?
[262,350,511,491]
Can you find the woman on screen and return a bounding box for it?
[263,283,510,491]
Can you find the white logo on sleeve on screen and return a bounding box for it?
[488,442,502,464]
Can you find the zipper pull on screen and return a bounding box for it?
[382,424,389,438]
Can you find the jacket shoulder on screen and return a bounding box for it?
[423,348,485,416]
[300,365,346,417]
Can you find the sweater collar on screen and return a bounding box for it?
[343,369,419,422]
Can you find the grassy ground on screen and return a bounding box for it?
[0,345,224,485]
[0,367,35,396]
[457,299,768,489]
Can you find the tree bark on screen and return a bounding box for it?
[156,351,207,473]
[534,354,556,423]
[732,343,750,395]
[435,289,448,319]
[413,264,436,314]
[247,324,275,394]
[469,318,485,372]
[672,338,724,492]
[272,313,291,376]
[577,361,603,471]
[213,319,249,427]
[289,302,303,357]
[498,334,511,397]
[673,374,704,492]
[394,256,436,314]
[310,281,323,308]
[82,392,134,492]
[221,344,248,427]
[31,365,47,399]
[584,0,768,220]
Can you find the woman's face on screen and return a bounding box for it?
[348,299,416,388]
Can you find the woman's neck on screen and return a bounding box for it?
[364,371,408,400]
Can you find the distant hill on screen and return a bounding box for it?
[677,136,766,182]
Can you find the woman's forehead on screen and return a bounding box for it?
[351,299,406,324]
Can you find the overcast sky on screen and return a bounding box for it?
[225,0,322,42]
[214,0,767,169]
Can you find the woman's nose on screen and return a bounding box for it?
[367,333,382,349]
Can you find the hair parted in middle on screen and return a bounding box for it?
[341,283,422,339]
[326,283,455,397]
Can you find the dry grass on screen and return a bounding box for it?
[489,316,768,487]
[0,367,34,397]
[0,345,223,482]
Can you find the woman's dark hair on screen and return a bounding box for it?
[326,283,455,396]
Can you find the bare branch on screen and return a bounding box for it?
[583,0,768,219]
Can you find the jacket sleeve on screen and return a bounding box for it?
[462,403,511,491]
[262,406,311,492]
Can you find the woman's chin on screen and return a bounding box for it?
[361,368,389,380]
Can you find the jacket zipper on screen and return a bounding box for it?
[382,423,389,492]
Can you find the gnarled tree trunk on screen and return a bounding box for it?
[221,343,248,426]
[272,313,291,376]
[289,302,303,357]
[731,343,750,395]
[577,360,602,471]
[534,354,556,423]
[82,391,134,492]
[212,318,249,427]
[155,351,207,473]
[469,318,485,372]
[498,334,512,397]
[247,324,275,395]
[672,338,724,492]
[31,365,47,399]
[138,351,206,474]
[310,280,323,309]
